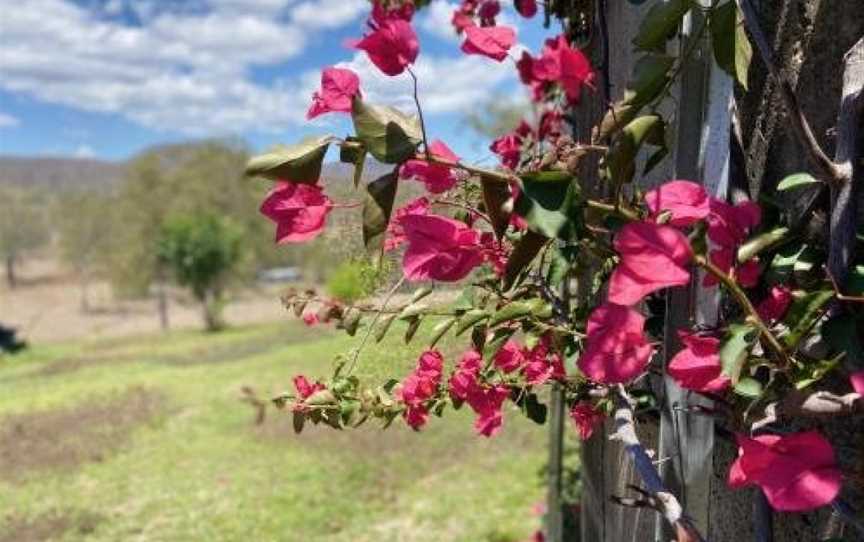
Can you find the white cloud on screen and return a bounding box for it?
[338,50,518,115]
[0,0,521,137]
[419,1,460,43]
[0,112,20,129]
[291,0,367,29]
[74,144,96,158]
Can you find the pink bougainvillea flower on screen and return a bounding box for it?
[397,349,445,430]
[306,67,360,120]
[644,180,710,227]
[401,214,484,282]
[371,0,414,24]
[757,286,793,323]
[608,222,693,306]
[293,375,324,400]
[538,109,563,141]
[707,199,761,248]
[494,340,525,373]
[569,402,605,440]
[400,140,461,193]
[521,35,594,103]
[522,335,566,386]
[477,0,500,23]
[260,182,333,244]
[703,248,760,288]
[461,24,516,62]
[490,132,523,169]
[466,383,510,437]
[449,349,483,401]
[301,312,320,326]
[351,18,419,76]
[384,196,430,252]
[850,371,864,395]
[728,431,842,511]
[578,303,654,384]
[515,0,538,18]
[291,375,325,412]
[479,233,508,277]
[667,331,730,393]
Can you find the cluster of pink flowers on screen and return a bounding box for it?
[494,337,565,386]
[396,349,445,430]
[448,349,510,436]
[291,375,326,412]
[517,34,595,103]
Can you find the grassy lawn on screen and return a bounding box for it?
[0,319,549,542]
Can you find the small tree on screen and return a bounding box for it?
[56,190,114,312]
[0,185,49,288]
[157,213,243,331]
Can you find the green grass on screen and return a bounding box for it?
[0,319,548,542]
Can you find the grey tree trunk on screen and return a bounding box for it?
[5,254,16,289]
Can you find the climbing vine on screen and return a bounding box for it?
[247,1,863,539]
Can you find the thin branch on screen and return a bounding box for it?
[407,67,430,155]
[828,38,864,287]
[610,389,706,542]
[736,0,846,186]
[346,276,405,374]
[693,254,791,366]
[751,389,863,431]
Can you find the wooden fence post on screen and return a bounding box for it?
[655,1,733,539]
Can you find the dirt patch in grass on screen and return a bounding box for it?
[0,510,103,542]
[11,327,329,381]
[0,387,168,482]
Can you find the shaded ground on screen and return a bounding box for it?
[0,510,103,542]
[0,387,168,483]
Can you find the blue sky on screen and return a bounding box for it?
[0,0,551,163]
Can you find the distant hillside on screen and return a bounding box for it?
[0,156,125,190]
[0,147,394,194]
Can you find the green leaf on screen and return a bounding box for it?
[374,313,397,343]
[776,172,820,192]
[488,301,534,327]
[404,316,422,343]
[793,353,843,390]
[633,0,692,51]
[398,302,429,320]
[362,172,398,258]
[352,98,422,164]
[339,308,362,336]
[456,309,490,336]
[784,289,834,347]
[521,392,548,425]
[520,170,573,183]
[453,286,478,312]
[733,377,763,398]
[340,138,367,188]
[720,323,756,383]
[481,178,512,239]
[769,242,808,282]
[737,227,790,263]
[245,136,333,183]
[514,176,580,239]
[292,410,305,434]
[845,265,864,296]
[429,316,457,348]
[607,114,666,185]
[411,285,434,303]
[597,54,674,141]
[503,230,549,289]
[710,1,753,89]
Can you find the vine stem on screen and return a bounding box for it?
[345,276,406,375]
[693,254,790,366]
[407,67,430,155]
